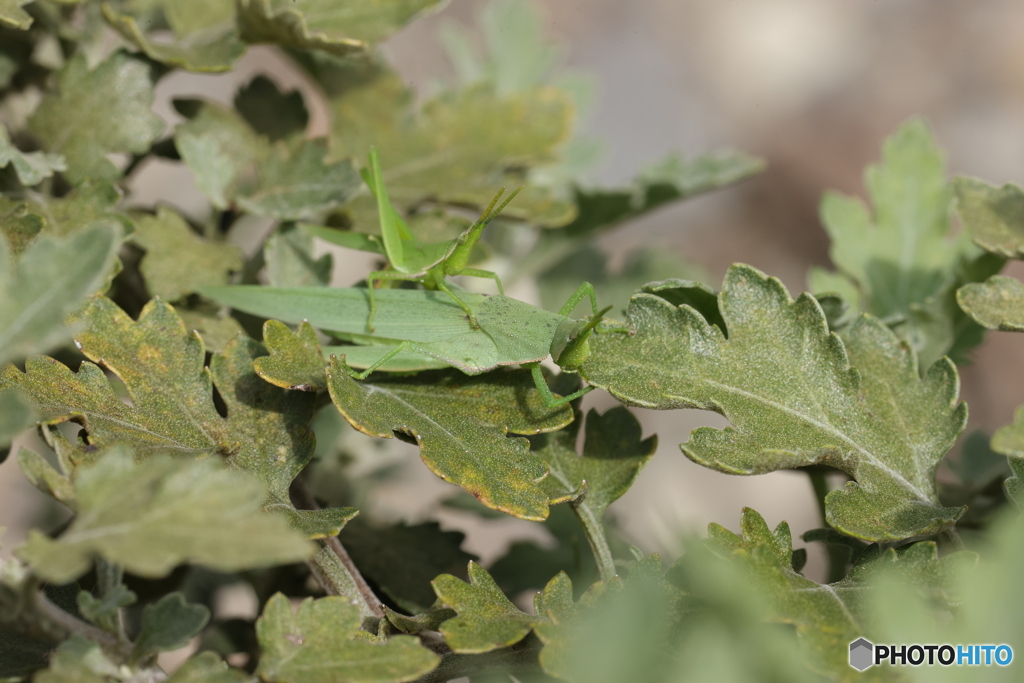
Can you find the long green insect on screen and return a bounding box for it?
[201,285,614,407]
[302,146,519,331]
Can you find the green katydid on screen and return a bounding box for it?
[302,146,519,331]
[200,284,617,407]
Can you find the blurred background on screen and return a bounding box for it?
[5,0,1024,587]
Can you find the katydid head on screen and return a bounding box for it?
[551,305,613,371]
[443,186,523,276]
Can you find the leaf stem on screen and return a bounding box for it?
[804,467,848,583]
[572,502,617,582]
[291,479,384,621]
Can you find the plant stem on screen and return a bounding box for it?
[572,502,617,582]
[33,591,132,661]
[413,638,542,683]
[291,479,384,621]
[804,467,849,583]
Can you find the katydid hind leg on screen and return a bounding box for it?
[338,341,413,380]
[459,267,505,295]
[529,363,594,408]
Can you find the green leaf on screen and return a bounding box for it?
[132,207,244,301]
[17,447,74,506]
[339,517,476,613]
[536,406,655,517]
[0,223,120,366]
[166,652,250,683]
[235,75,308,142]
[25,181,133,238]
[0,0,31,30]
[175,305,247,353]
[992,406,1024,507]
[77,584,137,634]
[957,275,1024,331]
[29,52,164,184]
[18,448,313,582]
[255,320,329,392]
[305,54,576,226]
[0,388,34,448]
[431,561,535,654]
[810,119,990,367]
[0,198,43,256]
[326,357,572,521]
[33,636,119,683]
[532,572,575,680]
[954,176,1024,258]
[265,223,332,287]
[582,264,966,542]
[256,593,439,683]
[0,124,65,185]
[0,297,318,509]
[175,101,360,219]
[103,0,246,73]
[282,506,358,539]
[237,0,447,58]
[133,592,211,660]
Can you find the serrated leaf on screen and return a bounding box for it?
[992,406,1024,507]
[0,223,120,366]
[175,305,247,353]
[431,561,535,654]
[103,1,246,73]
[0,297,318,510]
[238,0,447,58]
[132,206,244,301]
[25,181,133,238]
[810,119,991,367]
[532,572,574,680]
[235,76,308,142]
[18,448,312,582]
[326,357,571,520]
[256,593,439,683]
[582,264,966,542]
[29,52,164,183]
[133,592,211,660]
[957,275,1024,331]
[304,55,575,226]
[340,517,476,613]
[255,320,329,391]
[0,124,65,185]
[265,223,332,287]
[0,0,31,30]
[705,508,971,682]
[536,406,655,518]
[166,652,250,683]
[33,636,119,683]
[176,101,359,219]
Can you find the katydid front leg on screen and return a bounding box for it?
[365,271,425,332]
[528,363,594,408]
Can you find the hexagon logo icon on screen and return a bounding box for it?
[849,638,874,671]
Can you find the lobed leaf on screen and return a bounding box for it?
[0,124,65,186]
[29,52,164,184]
[582,264,967,541]
[992,406,1024,507]
[33,636,120,683]
[18,449,312,583]
[132,592,211,661]
[24,181,133,238]
[166,652,250,683]
[954,176,1024,258]
[264,223,332,287]
[957,275,1024,332]
[132,206,244,301]
[256,593,439,683]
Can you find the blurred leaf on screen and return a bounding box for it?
[957,275,1024,332]
[103,0,245,73]
[133,207,244,301]
[0,1,32,30]
[133,592,211,660]
[0,198,42,255]
[265,223,333,287]
[29,52,164,183]
[954,176,1024,258]
[17,447,74,506]
[176,101,360,219]
[340,518,476,613]
[256,593,439,682]
[810,119,993,368]
[0,297,318,511]
[326,357,571,521]
[0,389,33,449]
[166,652,250,683]
[0,223,120,366]
[238,0,447,57]
[18,448,313,583]
[33,636,120,683]
[77,583,137,634]
[0,124,65,185]
[284,506,358,539]
[992,406,1024,507]
[235,75,308,142]
[431,561,535,654]
[25,181,134,237]
[582,264,966,542]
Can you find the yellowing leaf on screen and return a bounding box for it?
[582,264,966,542]
[256,593,439,683]
[18,448,312,583]
[29,52,164,184]
[132,207,244,301]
